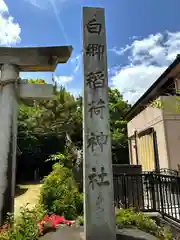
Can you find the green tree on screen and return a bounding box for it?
[17,81,81,181]
[17,80,131,182]
[109,88,131,164]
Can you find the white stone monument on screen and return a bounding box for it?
[82,7,116,240]
[0,46,72,223]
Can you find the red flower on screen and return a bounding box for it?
[0,223,9,233]
[64,220,73,226]
[39,223,43,233]
[38,214,73,233]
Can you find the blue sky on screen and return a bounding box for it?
[1,0,180,104]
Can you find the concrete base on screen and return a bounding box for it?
[115,229,158,240]
[40,226,158,240]
[40,226,83,240]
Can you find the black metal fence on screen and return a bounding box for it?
[113,173,180,223]
[159,168,180,176]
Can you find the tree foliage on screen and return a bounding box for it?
[109,89,131,163]
[17,80,131,181]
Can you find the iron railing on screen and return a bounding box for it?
[142,168,180,176]
[159,168,180,176]
[113,173,180,223]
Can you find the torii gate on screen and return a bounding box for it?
[0,46,72,223]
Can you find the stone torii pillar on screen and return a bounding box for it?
[0,46,72,223]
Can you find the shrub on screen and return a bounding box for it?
[76,208,172,240]
[76,216,84,226]
[0,204,46,240]
[45,146,77,169]
[115,208,172,240]
[40,163,83,220]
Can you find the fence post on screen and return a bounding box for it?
[122,174,127,208]
[158,174,164,218]
[150,173,156,211]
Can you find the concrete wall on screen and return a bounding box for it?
[162,95,180,170]
[163,118,180,170]
[128,101,169,170]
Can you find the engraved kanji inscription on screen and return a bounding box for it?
[86,71,105,89]
[96,132,108,152]
[96,192,104,215]
[86,44,104,60]
[98,167,109,186]
[88,98,105,119]
[96,192,104,207]
[87,132,97,153]
[88,167,110,190]
[86,18,102,35]
[88,167,98,190]
[87,132,108,152]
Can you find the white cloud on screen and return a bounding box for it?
[54,75,81,97]
[67,87,81,97]
[111,31,180,104]
[54,75,73,86]
[70,54,81,74]
[109,45,131,56]
[0,0,21,46]
[0,0,8,12]
[25,0,67,10]
[112,64,166,104]
[129,36,141,41]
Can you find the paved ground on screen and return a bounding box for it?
[14,184,41,216]
[39,226,159,240]
[40,226,84,240]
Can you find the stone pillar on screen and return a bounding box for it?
[0,64,19,222]
[82,7,116,240]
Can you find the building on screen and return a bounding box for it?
[126,55,180,172]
